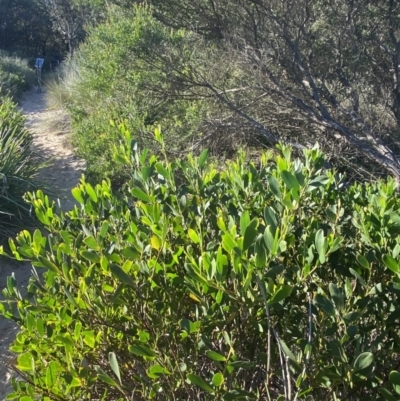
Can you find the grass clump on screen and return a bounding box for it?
[0,50,35,99]
[0,97,42,240]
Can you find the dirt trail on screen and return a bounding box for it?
[0,89,85,399]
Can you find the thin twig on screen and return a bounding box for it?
[256,275,271,385]
[285,355,292,400]
[294,292,313,401]
[273,328,289,400]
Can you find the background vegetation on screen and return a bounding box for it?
[0,50,35,99]
[0,98,42,241]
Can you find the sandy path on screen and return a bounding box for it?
[0,88,85,399]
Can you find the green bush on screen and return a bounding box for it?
[0,50,35,99]
[0,97,42,240]
[1,129,400,400]
[55,6,209,183]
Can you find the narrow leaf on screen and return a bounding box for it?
[187,374,215,394]
[206,350,226,362]
[108,352,122,384]
[315,229,326,264]
[198,149,209,168]
[268,284,293,305]
[110,264,135,287]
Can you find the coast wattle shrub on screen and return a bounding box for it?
[1,128,400,400]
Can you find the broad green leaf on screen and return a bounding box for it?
[263,226,274,253]
[151,236,161,250]
[221,233,237,253]
[206,350,226,362]
[343,311,361,324]
[389,371,400,386]
[154,126,162,142]
[83,331,96,348]
[268,284,293,305]
[243,218,258,252]
[85,183,98,202]
[129,343,157,358]
[328,283,344,310]
[240,211,250,236]
[198,149,209,168]
[45,361,58,389]
[267,175,281,199]
[188,229,200,245]
[81,251,100,263]
[71,187,84,204]
[349,268,366,286]
[110,264,135,287]
[83,236,99,250]
[99,221,109,238]
[212,372,224,387]
[109,352,122,384]
[187,374,214,394]
[33,229,42,251]
[281,170,300,190]
[393,244,400,259]
[155,163,170,179]
[55,335,74,348]
[314,294,335,316]
[356,254,370,270]
[26,313,35,333]
[255,235,267,267]
[263,206,277,234]
[378,387,397,401]
[315,229,326,264]
[389,371,400,394]
[17,353,34,372]
[383,255,399,275]
[229,361,255,369]
[37,256,59,273]
[131,188,150,202]
[147,364,171,379]
[95,366,120,388]
[353,352,374,372]
[328,339,348,363]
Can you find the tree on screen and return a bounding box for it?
[45,0,93,55]
[105,0,400,184]
[0,0,55,55]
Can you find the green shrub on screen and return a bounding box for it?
[1,129,400,400]
[0,97,42,240]
[55,6,209,183]
[0,50,35,99]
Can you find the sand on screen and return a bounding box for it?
[0,88,85,399]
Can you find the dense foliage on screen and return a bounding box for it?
[0,97,42,240]
[124,0,400,181]
[49,1,400,186]
[0,0,104,58]
[54,7,211,183]
[0,51,35,99]
[1,129,400,400]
